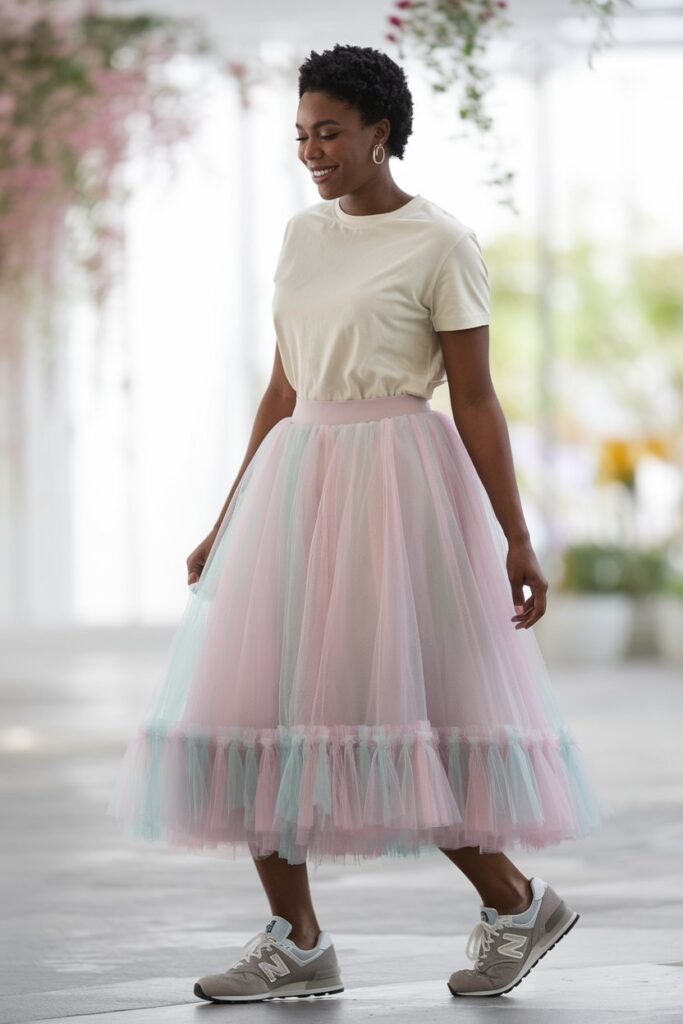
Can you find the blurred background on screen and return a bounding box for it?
[1,2,682,1021]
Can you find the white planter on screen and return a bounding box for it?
[624,594,660,658]
[653,594,683,666]
[534,592,635,665]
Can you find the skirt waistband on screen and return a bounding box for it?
[291,394,431,425]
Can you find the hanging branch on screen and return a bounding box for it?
[385,0,633,208]
[0,0,206,330]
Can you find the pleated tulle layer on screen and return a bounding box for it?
[107,398,603,864]
[108,719,601,866]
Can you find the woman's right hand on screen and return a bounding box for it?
[186,526,219,586]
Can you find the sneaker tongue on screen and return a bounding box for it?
[264,915,293,942]
[480,907,498,925]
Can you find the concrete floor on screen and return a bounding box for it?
[2,633,683,1023]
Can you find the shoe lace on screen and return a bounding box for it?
[231,932,276,968]
[465,919,503,968]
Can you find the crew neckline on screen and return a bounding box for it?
[334,193,423,225]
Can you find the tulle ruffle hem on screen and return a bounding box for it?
[107,718,601,867]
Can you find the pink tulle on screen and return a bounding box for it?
[107,395,603,865]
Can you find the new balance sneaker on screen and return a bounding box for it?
[194,914,344,1003]
[447,876,579,997]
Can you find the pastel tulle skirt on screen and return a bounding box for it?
[107,393,602,866]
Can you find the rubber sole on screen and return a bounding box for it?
[447,911,580,998]
[194,980,345,1003]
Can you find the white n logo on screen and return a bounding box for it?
[259,952,291,982]
[498,933,527,959]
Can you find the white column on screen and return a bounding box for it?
[0,272,75,626]
[532,48,561,557]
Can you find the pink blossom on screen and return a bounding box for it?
[0,94,17,117]
[388,14,404,27]
[0,0,195,328]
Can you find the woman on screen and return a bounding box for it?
[108,43,602,1003]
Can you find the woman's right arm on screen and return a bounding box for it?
[186,342,296,584]
[211,341,296,534]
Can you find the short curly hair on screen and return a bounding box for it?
[298,44,414,160]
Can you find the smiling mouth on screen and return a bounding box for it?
[310,166,338,183]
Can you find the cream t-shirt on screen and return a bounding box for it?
[271,193,490,401]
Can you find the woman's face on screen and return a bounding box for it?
[295,90,389,196]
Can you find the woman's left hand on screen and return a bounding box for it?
[506,538,549,629]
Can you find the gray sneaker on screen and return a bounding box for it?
[194,914,344,1003]
[448,876,579,997]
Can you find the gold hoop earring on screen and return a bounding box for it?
[372,143,386,165]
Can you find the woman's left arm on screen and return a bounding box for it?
[437,323,548,629]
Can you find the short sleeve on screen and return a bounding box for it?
[429,231,490,331]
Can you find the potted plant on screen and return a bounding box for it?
[653,562,683,666]
[534,542,667,665]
